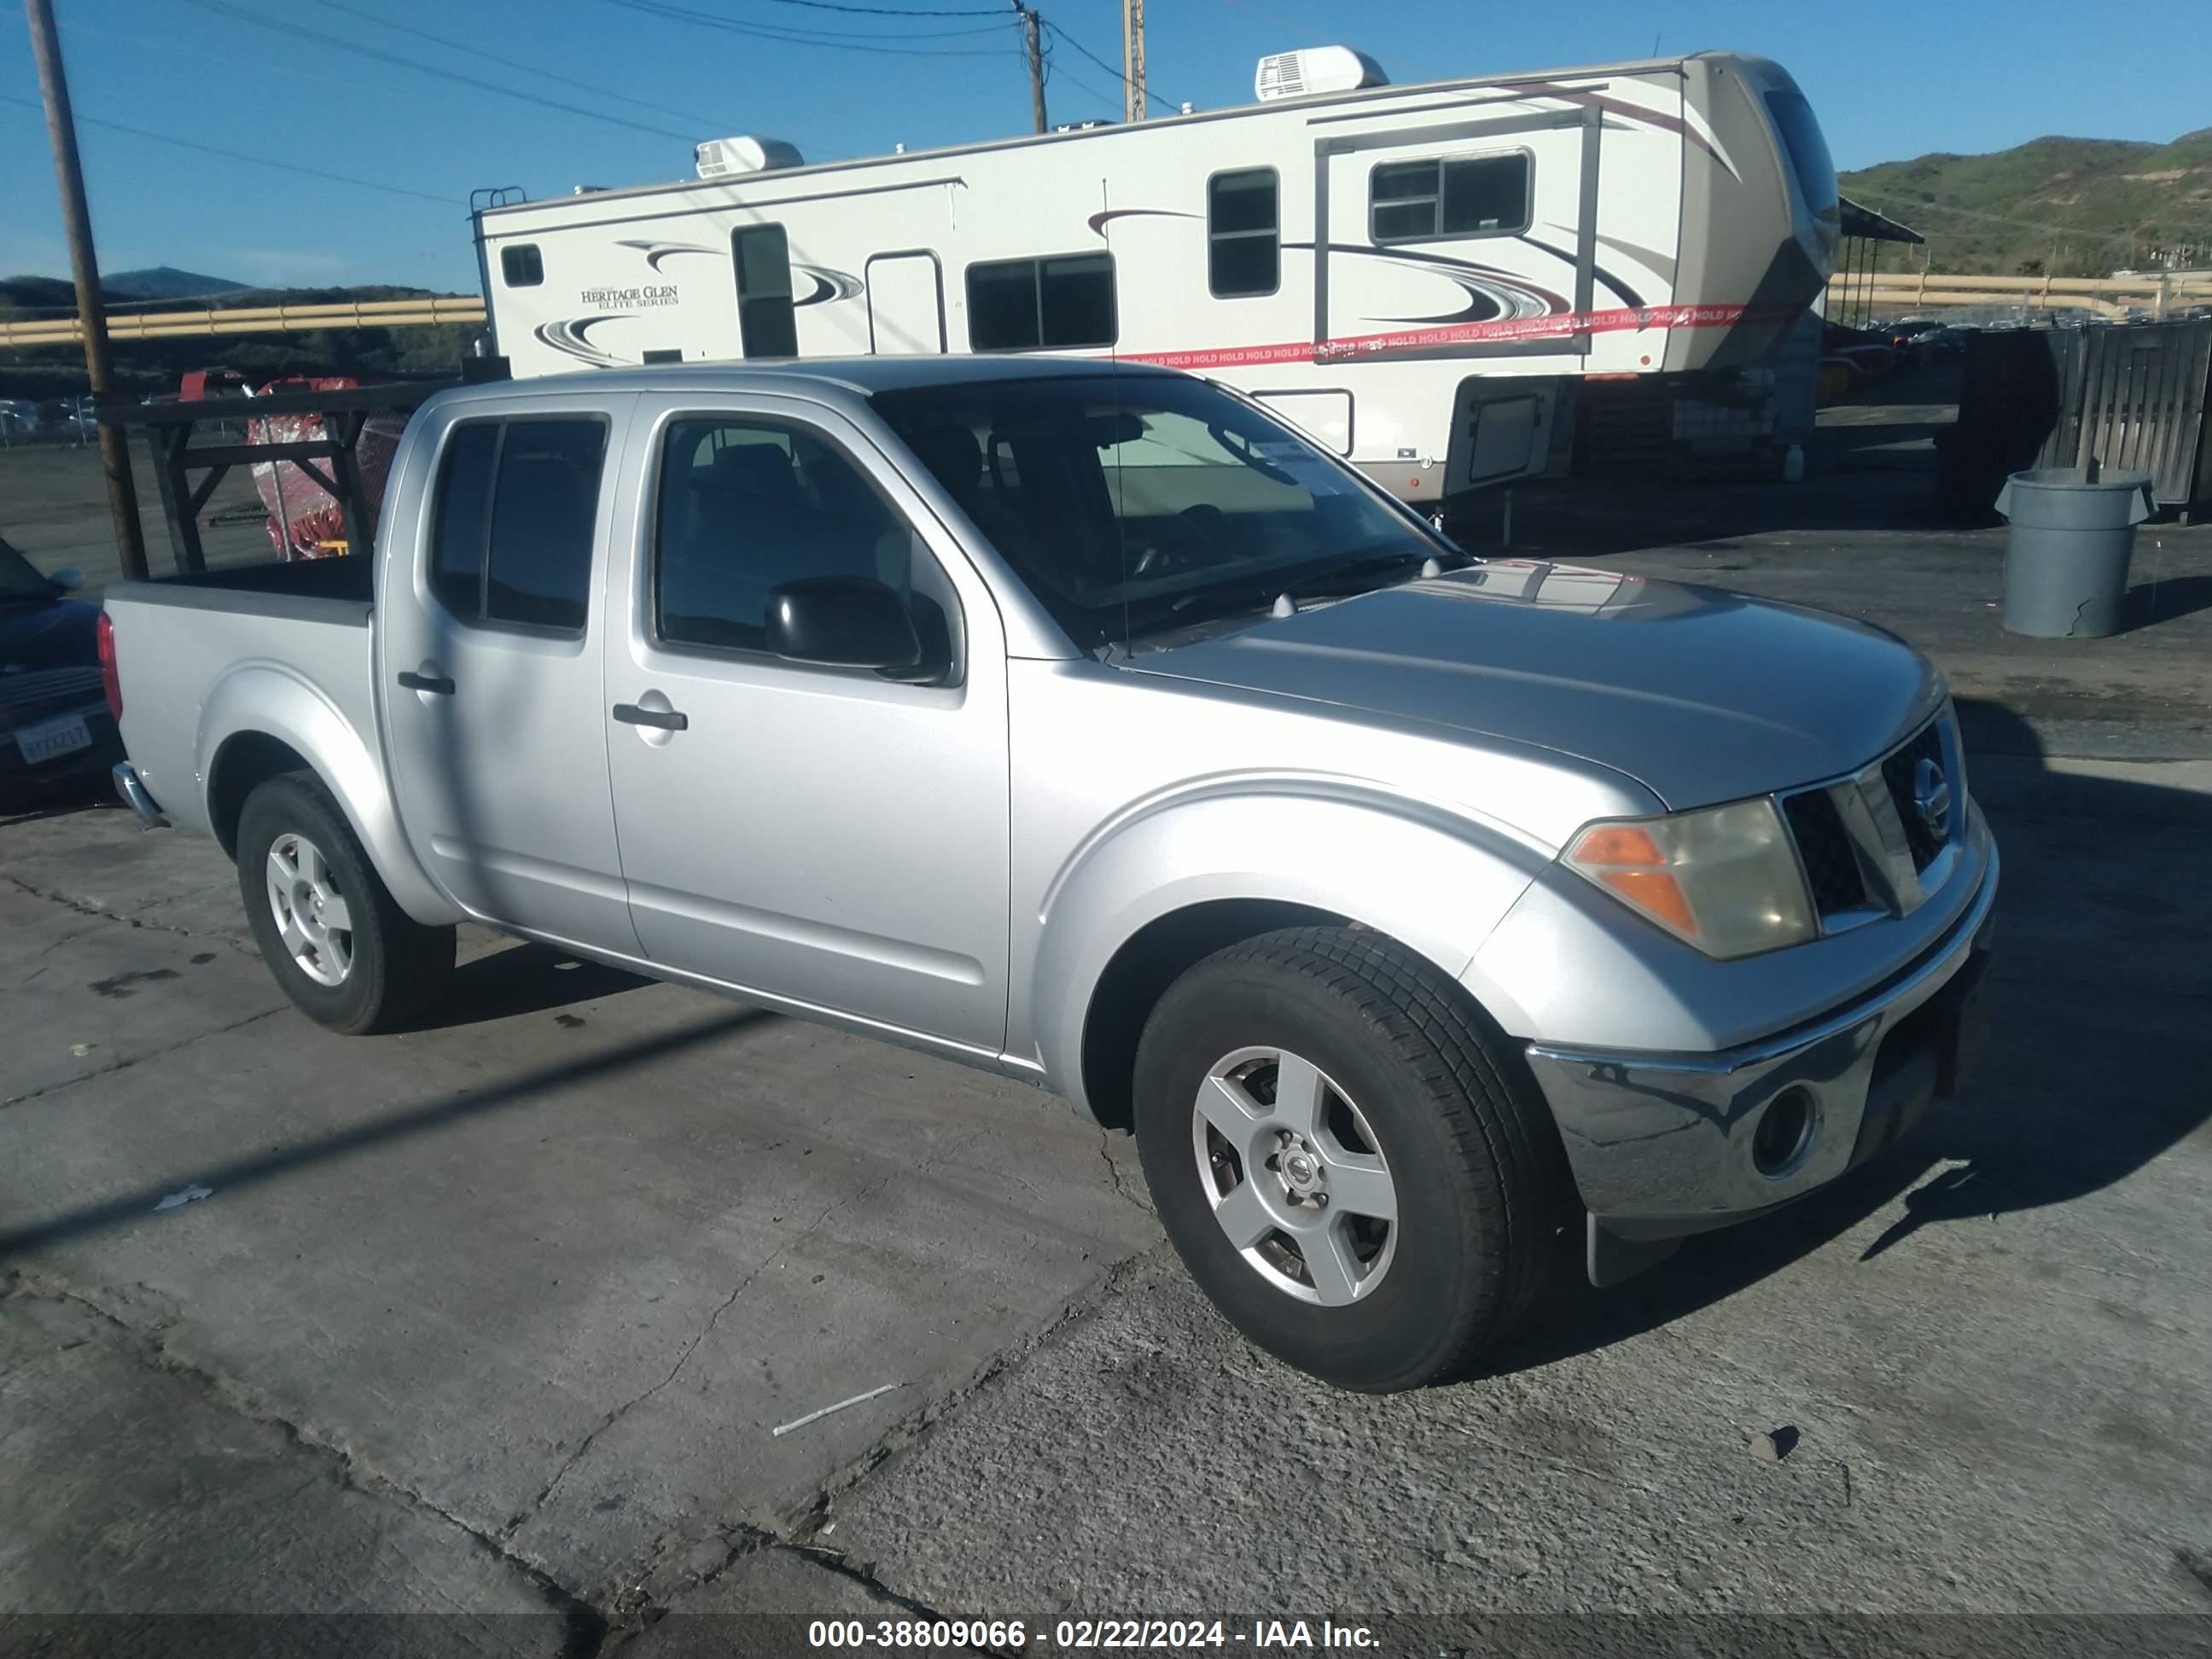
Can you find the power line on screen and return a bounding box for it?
[1039,18,1179,108]
[311,0,741,132]
[1035,34,1121,116]
[601,0,1022,55]
[0,90,457,207]
[749,0,1006,15]
[178,0,701,141]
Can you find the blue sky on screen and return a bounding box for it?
[3,0,2205,294]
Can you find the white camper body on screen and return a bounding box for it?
[474,49,1838,499]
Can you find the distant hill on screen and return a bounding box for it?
[0,277,479,402]
[104,266,252,300]
[1841,129,2212,276]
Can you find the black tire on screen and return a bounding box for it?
[235,771,455,1035]
[1132,926,1565,1392]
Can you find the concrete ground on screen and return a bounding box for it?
[4,369,2211,1643]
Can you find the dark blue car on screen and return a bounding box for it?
[1,533,123,803]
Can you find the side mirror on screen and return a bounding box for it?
[765,575,922,672]
[49,568,84,592]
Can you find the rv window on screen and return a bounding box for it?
[499,244,544,288]
[1764,89,1838,221]
[483,418,608,634]
[653,415,957,668]
[963,253,1117,352]
[732,224,799,358]
[1041,255,1115,347]
[1370,154,1529,242]
[1208,169,1279,298]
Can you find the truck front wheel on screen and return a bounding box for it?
[236,772,455,1035]
[1131,927,1564,1392]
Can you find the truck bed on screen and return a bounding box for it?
[102,555,380,840]
[114,553,375,619]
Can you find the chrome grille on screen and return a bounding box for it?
[1781,788,1867,914]
[1880,723,1947,870]
[1778,713,1960,931]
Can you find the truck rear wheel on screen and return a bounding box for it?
[1131,926,1563,1392]
[236,772,454,1035]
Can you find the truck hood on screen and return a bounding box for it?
[1126,562,1947,810]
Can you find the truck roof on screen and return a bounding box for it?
[429,353,1185,410]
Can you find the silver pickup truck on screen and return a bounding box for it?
[102,358,1997,1392]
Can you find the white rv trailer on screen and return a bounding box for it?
[472,47,1839,500]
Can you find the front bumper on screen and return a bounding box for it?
[1524,843,1999,1284]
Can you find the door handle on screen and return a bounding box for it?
[612,701,689,731]
[397,671,456,696]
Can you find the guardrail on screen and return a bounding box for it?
[0,296,487,347]
[1832,270,2212,322]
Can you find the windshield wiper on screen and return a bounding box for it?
[1156,548,1447,629]
[1283,548,1440,598]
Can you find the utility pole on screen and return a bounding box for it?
[1122,0,1144,121]
[25,0,147,581]
[1014,1,1046,134]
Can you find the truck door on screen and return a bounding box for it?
[376,393,642,952]
[1313,108,1597,487]
[866,253,946,354]
[600,393,1010,1053]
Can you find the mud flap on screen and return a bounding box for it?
[1586,1214,1684,1289]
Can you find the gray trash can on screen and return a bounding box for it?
[1994,467,2152,639]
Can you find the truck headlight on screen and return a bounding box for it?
[1563,798,1817,960]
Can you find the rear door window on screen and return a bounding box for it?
[430,422,498,620]
[426,416,608,636]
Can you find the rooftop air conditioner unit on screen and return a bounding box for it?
[694,136,805,180]
[1254,46,1388,102]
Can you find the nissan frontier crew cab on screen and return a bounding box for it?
[101,359,1997,1393]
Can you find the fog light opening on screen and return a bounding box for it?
[1753,1086,1816,1178]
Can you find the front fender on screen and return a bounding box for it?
[199,664,461,927]
[1026,787,1549,1119]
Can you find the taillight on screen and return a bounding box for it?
[96,609,122,722]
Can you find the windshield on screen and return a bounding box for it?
[0,540,55,603]
[870,373,1444,649]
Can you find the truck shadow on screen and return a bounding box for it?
[1487,695,2212,1376]
[405,940,652,1031]
[0,1006,776,1259]
[2125,572,2212,633]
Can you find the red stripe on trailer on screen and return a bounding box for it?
[1120,303,1784,371]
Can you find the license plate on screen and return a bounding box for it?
[15,712,92,765]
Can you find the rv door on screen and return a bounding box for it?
[1312,107,1598,492]
[866,252,947,355]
